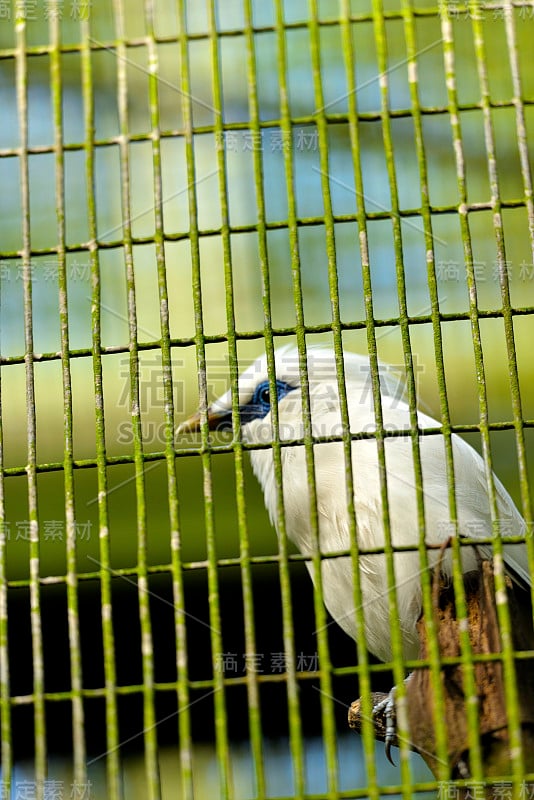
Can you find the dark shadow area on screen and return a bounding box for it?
[5,563,390,760]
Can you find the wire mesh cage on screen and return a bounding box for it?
[0,0,533,798]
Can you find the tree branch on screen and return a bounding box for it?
[348,560,534,778]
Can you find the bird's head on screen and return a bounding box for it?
[178,345,405,438]
[178,346,303,436]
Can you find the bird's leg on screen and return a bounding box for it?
[372,673,413,766]
[371,689,397,765]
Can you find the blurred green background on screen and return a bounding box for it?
[0,0,533,796]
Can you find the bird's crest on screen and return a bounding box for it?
[209,344,408,412]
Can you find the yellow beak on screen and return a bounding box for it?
[177,408,233,434]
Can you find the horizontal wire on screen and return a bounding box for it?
[1,97,534,160]
[1,418,533,477]
[4,532,531,588]
[0,2,532,59]
[0,195,533,262]
[7,646,534,707]
[1,307,534,365]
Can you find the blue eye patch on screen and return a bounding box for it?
[241,379,295,424]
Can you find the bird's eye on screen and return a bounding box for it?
[258,386,270,405]
[249,379,294,419]
[252,382,271,410]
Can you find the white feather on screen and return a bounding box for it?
[217,346,530,662]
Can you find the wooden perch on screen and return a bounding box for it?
[348,560,534,778]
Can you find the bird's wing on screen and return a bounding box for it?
[382,401,530,587]
[339,389,529,583]
[450,431,529,586]
[259,383,530,585]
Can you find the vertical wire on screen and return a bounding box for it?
[15,9,47,795]
[469,4,525,784]
[503,0,534,262]
[176,1,233,795]
[48,10,86,785]
[144,2,195,797]
[438,1,494,779]
[242,1,309,792]
[271,1,313,795]
[337,3,381,797]
[368,1,416,787]
[502,0,534,621]
[112,4,161,796]
[397,0,450,777]
[81,15,122,800]
[0,242,12,800]
[306,2,350,795]
[214,2,267,796]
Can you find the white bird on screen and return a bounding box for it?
[180,345,529,656]
[179,345,529,754]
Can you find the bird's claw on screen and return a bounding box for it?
[372,688,397,766]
